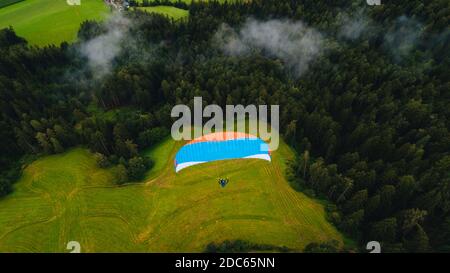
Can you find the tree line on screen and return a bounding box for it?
[0,0,449,251]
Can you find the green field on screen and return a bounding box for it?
[135,0,230,3]
[135,6,189,20]
[135,0,191,3]
[0,0,109,46]
[0,138,344,252]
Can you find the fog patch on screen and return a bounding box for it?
[214,18,325,78]
[384,16,423,62]
[79,13,132,79]
[337,9,373,40]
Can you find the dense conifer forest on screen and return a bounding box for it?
[0,0,449,252]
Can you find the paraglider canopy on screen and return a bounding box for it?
[174,132,271,173]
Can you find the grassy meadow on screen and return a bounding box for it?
[135,6,189,20]
[0,0,109,46]
[0,138,345,252]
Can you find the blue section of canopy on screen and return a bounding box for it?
[175,138,270,167]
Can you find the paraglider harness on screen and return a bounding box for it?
[218,178,229,188]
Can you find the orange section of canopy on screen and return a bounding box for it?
[187,132,257,144]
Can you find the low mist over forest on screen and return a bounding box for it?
[0,0,449,252]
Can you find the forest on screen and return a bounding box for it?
[0,0,449,252]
